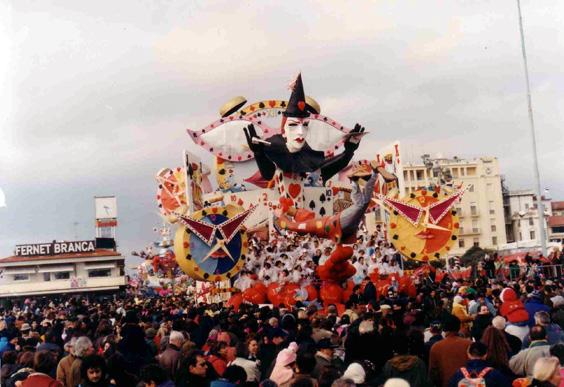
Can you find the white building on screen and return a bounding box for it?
[548,201,564,243]
[505,190,551,246]
[0,240,126,297]
[403,156,507,255]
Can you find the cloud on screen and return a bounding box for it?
[1,0,563,261]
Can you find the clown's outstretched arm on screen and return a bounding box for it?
[320,124,365,183]
[244,124,276,180]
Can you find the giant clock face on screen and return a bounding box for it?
[174,204,252,282]
[382,187,463,261]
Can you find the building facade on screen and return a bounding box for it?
[504,190,552,247]
[402,157,507,256]
[548,201,564,243]
[0,240,126,297]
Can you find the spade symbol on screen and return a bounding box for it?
[309,200,316,210]
[319,193,326,203]
[259,102,265,108]
[320,207,326,216]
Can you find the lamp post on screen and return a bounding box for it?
[516,0,547,256]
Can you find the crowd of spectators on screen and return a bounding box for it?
[0,229,563,387]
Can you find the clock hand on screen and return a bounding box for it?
[419,205,450,232]
[201,237,235,263]
[218,240,235,262]
[201,242,222,263]
[379,196,423,225]
[217,206,256,243]
[177,216,215,246]
[428,188,465,224]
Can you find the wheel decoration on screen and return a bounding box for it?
[174,204,254,282]
[381,187,464,261]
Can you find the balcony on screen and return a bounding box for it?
[460,228,480,235]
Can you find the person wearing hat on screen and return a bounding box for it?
[312,338,341,379]
[258,327,288,379]
[269,342,298,386]
[244,73,366,197]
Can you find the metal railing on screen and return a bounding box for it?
[503,264,563,281]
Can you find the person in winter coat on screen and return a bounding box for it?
[175,350,215,387]
[428,314,472,387]
[140,363,175,387]
[509,325,551,377]
[78,355,111,387]
[269,342,298,387]
[528,356,562,387]
[447,342,511,387]
[157,330,184,380]
[452,296,473,336]
[20,351,64,387]
[471,305,493,342]
[525,291,551,328]
[382,332,433,387]
[499,287,530,341]
[521,311,564,348]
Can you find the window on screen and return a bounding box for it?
[525,203,529,210]
[491,225,496,232]
[13,274,29,281]
[530,230,535,240]
[459,239,465,248]
[473,238,480,247]
[403,171,409,181]
[472,220,479,233]
[88,269,112,278]
[54,272,70,280]
[467,167,477,176]
[492,236,498,245]
[470,202,478,215]
[489,201,495,215]
[528,218,534,226]
[460,168,466,176]
[452,168,459,178]
[43,273,51,282]
[519,232,523,240]
[416,170,424,180]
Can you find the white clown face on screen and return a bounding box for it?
[283,118,309,153]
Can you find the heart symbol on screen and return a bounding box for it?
[211,207,218,213]
[288,183,301,198]
[269,100,276,108]
[297,101,305,111]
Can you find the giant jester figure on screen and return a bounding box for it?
[243,73,366,207]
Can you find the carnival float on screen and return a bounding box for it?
[137,73,465,308]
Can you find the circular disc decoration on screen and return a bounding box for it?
[384,187,463,262]
[156,168,187,217]
[174,204,250,282]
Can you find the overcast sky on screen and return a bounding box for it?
[1,1,563,262]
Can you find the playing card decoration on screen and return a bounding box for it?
[381,187,464,261]
[174,204,254,282]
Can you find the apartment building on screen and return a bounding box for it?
[403,157,507,255]
[504,190,552,248]
[548,201,564,243]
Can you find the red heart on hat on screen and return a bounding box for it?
[297,101,305,111]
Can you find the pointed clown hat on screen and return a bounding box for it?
[284,73,310,118]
